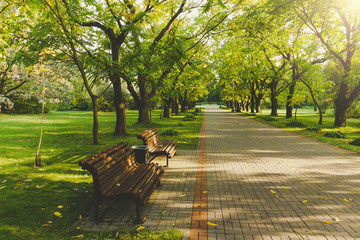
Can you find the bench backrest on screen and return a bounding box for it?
[137,128,162,151]
[79,142,137,197]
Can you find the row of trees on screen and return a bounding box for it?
[2,0,360,145]
[216,0,360,127]
[1,0,241,144]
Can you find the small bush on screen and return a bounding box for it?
[195,108,202,113]
[57,102,72,111]
[324,131,347,139]
[306,126,322,132]
[242,113,256,116]
[183,114,195,121]
[73,98,91,111]
[161,129,178,136]
[191,112,198,116]
[286,121,306,128]
[178,122,184,126]
[97,95,114,112]
[4,96,51,114]
[347,106,360,119]
[350,138,360,146]
[256,116,276,121]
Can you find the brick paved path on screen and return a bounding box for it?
[205,108,360,240]
[79,107,360,239]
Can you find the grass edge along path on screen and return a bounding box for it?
[0,109,202,240]
[236,107,360,155]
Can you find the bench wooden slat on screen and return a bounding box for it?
[80,143,129,170]
[137,128,177,167]
[136,165,164,201]
[79,142,164,222]
[113,164,152,195]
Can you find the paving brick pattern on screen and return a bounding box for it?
[190,113,208,240]
[205,108,360,239]
[79,107,360,240]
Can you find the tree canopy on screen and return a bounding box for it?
[2,0,360,140]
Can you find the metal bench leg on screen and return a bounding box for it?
[94,198,100,222]
[165,156,169,167]
[135,201,145,224]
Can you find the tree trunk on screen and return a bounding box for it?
[235,101,241,112]
[286,74,297,118]
[163,98,171,118]
[270,91,278,116]
[112,79,127,134]
[334,82,348,127]
[254,93,263,113]
[109,40,127,135]
[334,106,347,127]
[269,80,278,116]
[255,97,261,113]
[250,95,255,113]
[172,96,179,115]
[136,75,152,123]
[245,100,250,112]
[138,102,150,123]
[181,89,188,112]
[91,98,99,145]
[334,100,347,127]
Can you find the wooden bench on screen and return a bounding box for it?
[137,128,177,167]
[79,142,164,222]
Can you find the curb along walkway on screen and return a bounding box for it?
[79,107,360,240]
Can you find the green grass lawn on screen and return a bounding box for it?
[240,107,360,154]
[0,109,203,240]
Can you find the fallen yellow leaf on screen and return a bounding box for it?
[143,217,146,222]
[79,215,82,220]
[275,195,279,198]
[72,234,84,239]
[303,200,308,203]
[54,211,62,217]
[344,198,350,202]
[58,205,63,209]
[324,221,331,224]
[42,224,50,227]
[162,211,166,215]
[48,221,53,224]
[76,227,80,229]
[282,187,289,190]
[203,191,208,193]
[324,197,329,201]
[136,226,145,231]
[270,190,276,194]
[207,221,218,226]
[178,194,187,197]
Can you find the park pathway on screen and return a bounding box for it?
[79,107,360,240]
[201,107,360,239]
